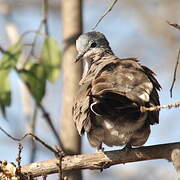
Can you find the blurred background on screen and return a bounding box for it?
[0,0,179,179]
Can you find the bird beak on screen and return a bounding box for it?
[75,45,91,62]
[75,52,85,62]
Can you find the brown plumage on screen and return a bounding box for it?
[73,31,161,150]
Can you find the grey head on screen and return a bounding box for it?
[75,31,113,62]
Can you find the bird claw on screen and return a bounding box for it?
[97,143,104,152]
[122,144,132,153]
[97,143,104,172]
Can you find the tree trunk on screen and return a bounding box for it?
[61,0,83,179]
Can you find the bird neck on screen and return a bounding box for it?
[83,59,91,77]
[80,49,114,85]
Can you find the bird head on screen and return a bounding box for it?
[75,31,112,62]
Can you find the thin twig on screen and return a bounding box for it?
[20,30,46,40]
[23,22,44,67]
[92,0,118,30]
[29,106,38,163]
[23,0,49,67]
[0,126,21,141]
[38,103,64,152]
[140,102,180,112]
[16,69,64,152]
[167,21,180,31]
[16,143,23,172]
[0,126,59,155]
[27,133,59,155]
[170,48,180,97]
[54,146,65,180]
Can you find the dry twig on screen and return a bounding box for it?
[23,21,44,65]
[140,102,180,112]
[92,0,118,30]
[16,143,23,172]
[0,126,59,155]
[38,104,64,152]
[170,48,180,97]
[23,0,49,65]
[29,106,38,163]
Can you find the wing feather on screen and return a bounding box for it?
[73,82,91,135]
[92,58,154,105]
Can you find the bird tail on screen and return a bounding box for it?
[90,92,141,119]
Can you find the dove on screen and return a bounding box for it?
[73,31,161,150]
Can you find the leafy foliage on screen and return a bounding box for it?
[0,37,61,115]
[18,64,46,104]
[40,37,61,82]
[0,41,22,71]
[0,41,22,116]
[0,70,11,116]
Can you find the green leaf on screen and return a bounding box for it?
[0,41,21,116]
[0,41,22,72]
[0,70,11,117]
[41,37,61,82]
[18,64,46,103]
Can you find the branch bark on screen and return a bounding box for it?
[20,142,180,178]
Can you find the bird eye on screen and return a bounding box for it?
[90,42,97,48]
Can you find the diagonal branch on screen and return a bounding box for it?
[170,48,180,98]
[38,104,64,152]
[92,0,118,30]
[20,142,180,178]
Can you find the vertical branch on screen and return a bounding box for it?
[29,106,38,163]
[61,0,83,180]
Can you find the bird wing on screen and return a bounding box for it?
[72,82,92,135]
[92,58,153,103]
[141,65,161,124]
[73,57,161,135]
[91,57,160,124]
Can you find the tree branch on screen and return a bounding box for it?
[20,142,180,178]
[170,48,180,98]
[140,102,180,112]
[92,0,118,30]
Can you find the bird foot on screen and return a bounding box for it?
[96,143,104,152]
[96,143,104,172]
[122,144,132,153]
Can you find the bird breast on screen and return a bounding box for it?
[90,113,147,146]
